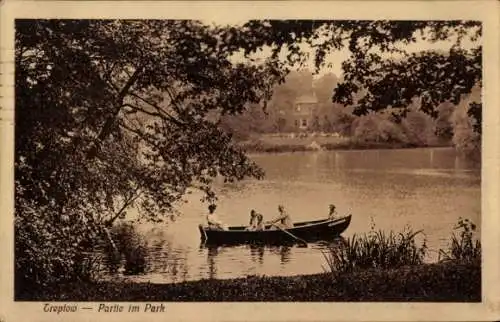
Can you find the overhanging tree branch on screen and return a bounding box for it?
[87,65,144,158]
[127,92,186,127]
[105,186,142,226]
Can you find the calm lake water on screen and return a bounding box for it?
[109,147,481,284]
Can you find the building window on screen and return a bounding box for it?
[301,119,308,127]
[295,120,299,127]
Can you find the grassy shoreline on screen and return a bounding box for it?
[18,260,480,302]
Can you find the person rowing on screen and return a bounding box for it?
[266,205,293,230]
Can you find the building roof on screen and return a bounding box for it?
[295,94,318,104]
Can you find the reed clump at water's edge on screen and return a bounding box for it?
[322,227,427,275]
[438,217,481,264]
[322,218,480,275]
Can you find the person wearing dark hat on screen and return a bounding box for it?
[206,204,227,230]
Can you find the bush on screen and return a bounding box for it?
[351,112,409,145]
[401,110,438,146]
[14,206,106,299]
[323,226,427,275]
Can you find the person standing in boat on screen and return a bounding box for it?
[206,204,227,231]
[267,205,293,230]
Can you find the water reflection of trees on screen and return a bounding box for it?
[143,231,190,282]
[99,226,191,282]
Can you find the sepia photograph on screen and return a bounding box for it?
[1,1,499,321]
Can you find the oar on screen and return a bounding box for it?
[271,223,308,247]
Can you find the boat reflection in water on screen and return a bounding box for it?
[199,236,347,280]
[248,243,265,264]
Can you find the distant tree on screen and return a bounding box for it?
[452,106,481,160]
[401,110,438,146]
[311,115,322,132]
[276,117,288,132]
[322,115,333,132]
[352,113,380,143]
[313,73,339,103]
[435,101,456,141]
[352,112,407,144]
[451,86,481,160]
[330,107,356,136]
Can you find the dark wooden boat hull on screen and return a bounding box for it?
[199,215,352,245]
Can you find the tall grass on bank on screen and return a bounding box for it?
[323,226,427,274]
[324,218,481,276]
[439,217,481,264]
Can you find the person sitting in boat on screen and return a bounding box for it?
[328,204,339,220]
[266,205,293,230]
[206,204,227,231]
[246,210,265,231]
[246,210,258,230]
[254,213,265,231]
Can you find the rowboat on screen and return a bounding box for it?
[199,214,352,245]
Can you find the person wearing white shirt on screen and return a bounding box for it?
[206,204,228,231]
[266,205,293,230]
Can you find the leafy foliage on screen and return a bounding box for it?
[351,112,406,144]
[15,19,278,290]
[451,85,482,159]
[235,20,481,118]
[435,101,455,141]
[220,20,481,156]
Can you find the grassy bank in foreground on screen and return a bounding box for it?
[19,261,479,302]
